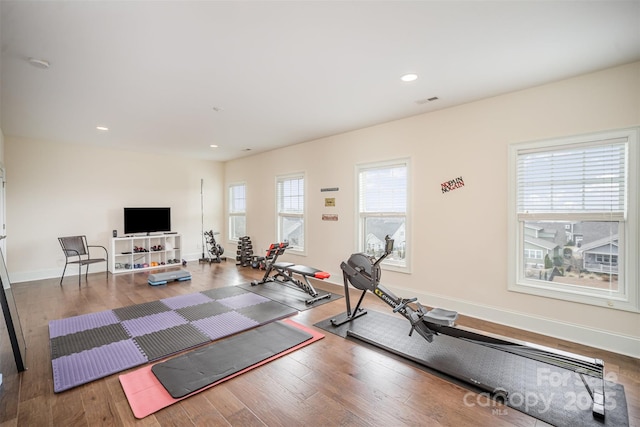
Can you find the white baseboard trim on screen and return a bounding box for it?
[11,256,202,283]
[323,279,639,358]
[416,289,639,359]
[11,268,61,284]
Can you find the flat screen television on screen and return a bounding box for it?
[124,207,171,235]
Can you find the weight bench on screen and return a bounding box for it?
[251,243,331,305]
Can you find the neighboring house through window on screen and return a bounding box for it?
[508,127,639,311]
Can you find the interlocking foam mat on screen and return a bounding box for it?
[315,310,629,427]
[119,318,324,418]
[48,287,298,392]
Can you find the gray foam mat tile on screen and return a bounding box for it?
[217,292,270,309]
[236,300,298,324]
[134,323,210,361]
[50,323,131,359]
[176,300,233,322]
[113,300,172,321]
[201,286,250,300]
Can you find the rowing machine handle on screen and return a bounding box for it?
[373,235,395,268]
[385,235,394,255]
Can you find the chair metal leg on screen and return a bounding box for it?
[60,263,68,286]
[79,264,82,287]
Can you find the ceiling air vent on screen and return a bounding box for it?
[415,97,439,105]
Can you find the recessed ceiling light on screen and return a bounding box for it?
[210,144,218,148]
[28,58,50,69]
[400,73,418,82]
[212,107,224,112]
[96,126,109,131]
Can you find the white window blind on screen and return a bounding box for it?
[517,140,626,215]
[230,184,246,213]
[228,184,246,240]
[278,177,304,213]
[359,165,407,213]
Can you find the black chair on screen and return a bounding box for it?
[58,236,108,286]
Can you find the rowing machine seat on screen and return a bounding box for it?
[424,307,458,326]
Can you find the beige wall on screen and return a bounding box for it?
[5,137,224,282]
[225,62,640,356]
[0,128,4,164]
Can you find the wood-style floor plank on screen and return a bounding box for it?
[0,260,637,426]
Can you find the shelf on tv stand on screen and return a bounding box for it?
[110,234,182,274]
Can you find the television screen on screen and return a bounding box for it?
[124,207,171,235]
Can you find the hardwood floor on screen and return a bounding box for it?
[1,261,638,426]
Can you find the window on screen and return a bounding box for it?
[508,128,639,311]
[228,183,246,241]
[524,249,543,260]
[276,173,305,251]
[357,159,409,270]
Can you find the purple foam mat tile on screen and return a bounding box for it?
[218,292,270,309]
[161,293,214,310]
[120,311,189,337]
[52,339,147,393]
[49,310,120,338]
[191,311,260,341]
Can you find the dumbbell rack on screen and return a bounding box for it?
[236,236,254,267]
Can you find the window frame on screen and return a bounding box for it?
[507,127,639,312]
[276,172,306,254]
[356,158,411,273]
[228,182,247,243]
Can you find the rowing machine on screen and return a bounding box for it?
[332,235,606,419]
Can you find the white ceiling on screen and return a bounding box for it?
[1,1,639,162]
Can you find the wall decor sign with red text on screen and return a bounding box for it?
[441,176,464,194]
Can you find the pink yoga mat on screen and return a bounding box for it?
[119,318,324,419]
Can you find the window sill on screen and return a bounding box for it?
[508,281,639,313]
